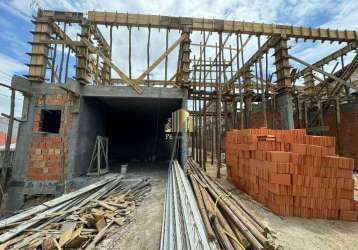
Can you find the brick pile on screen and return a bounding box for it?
[225,128,358,221]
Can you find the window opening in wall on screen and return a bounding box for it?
[40,109,62,133]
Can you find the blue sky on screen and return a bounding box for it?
[0,0,357,115]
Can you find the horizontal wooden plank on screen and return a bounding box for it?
[87,11,358,42]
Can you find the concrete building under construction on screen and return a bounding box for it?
[1,9,358,248]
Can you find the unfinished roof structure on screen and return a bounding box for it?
[4,9,358,210]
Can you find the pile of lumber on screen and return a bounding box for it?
[187,158,275,250]
[0,174,151,249]
[225,128,358,220]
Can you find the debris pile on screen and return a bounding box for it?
[160,160,216,249]
[0,174,151,249]
[225,128,358,220]
[187,158,275,250]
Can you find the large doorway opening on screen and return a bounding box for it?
[75,96,182,176]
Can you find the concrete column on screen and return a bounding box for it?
[243,67,252,128]
[274,37,294,129]
[181,89,189,166]
[244,93,253,128]
[276,90,294,129]
[6,78,36,210]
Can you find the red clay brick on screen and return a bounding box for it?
[339,210,358,222]
[291,143,307,155]
[270,173,291,186]
[270,151,291,163]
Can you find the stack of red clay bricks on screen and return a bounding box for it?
[225,128,358,221]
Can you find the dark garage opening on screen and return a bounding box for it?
[75,96,182,176]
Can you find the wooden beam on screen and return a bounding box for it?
[1,113,24,123]
[82,38,143,94]
[137,35,183,81]
[297,42,358,78]
[226,36,280,92]
[87,11,358,42]
[289,54,358,91]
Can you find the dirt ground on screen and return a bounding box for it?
[96,158,358,250]
[206,160,358,250]
[97,161,167,250]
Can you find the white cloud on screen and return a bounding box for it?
[0,53,26,115]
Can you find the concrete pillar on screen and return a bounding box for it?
[181,89,189,166]
[5,78,36,210]
[274,37,294,129]
[243,67,253,128]
[244,93,253,128]
[276,90,294,129]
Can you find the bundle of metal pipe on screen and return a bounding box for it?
[160,160,219,250]
[0,174,151,249]
[186,158,275,250]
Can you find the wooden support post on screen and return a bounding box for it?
[237,34,244,129]
[64,46,70,82]
[128,26,132,79]
[265,52,269,93]
[216,32,223,179]
[318,100,324,129]
[109,25,113,81]
[295,96,301,128]
[0,89,15,198]
[211,112,214,165]
[202,31,207,171]
[192,55,197,162]
[165,29,169,82]
[147,27,151,85]
[58,22,66,83]
[304,101,309,128]
[50,34,58,83]
[272,93,277,129]
[198,45,203,169]
[258,36,267,127]
[335,98,341,154]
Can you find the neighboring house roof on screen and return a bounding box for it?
[0,132,16,147]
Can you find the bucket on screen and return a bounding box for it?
[120,164,128,175]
